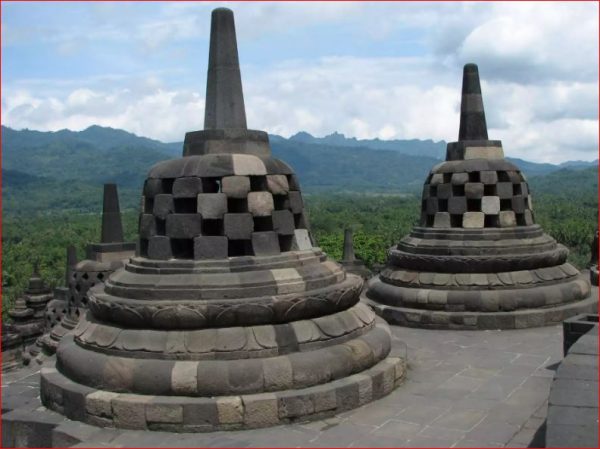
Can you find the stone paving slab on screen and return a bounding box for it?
[2,322,568,448]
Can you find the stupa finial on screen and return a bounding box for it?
[204,7,247,130]
[342,228,356,262]
[100,183,124,244]
[458,63,488,141]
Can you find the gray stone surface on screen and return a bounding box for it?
[3,324,566,447]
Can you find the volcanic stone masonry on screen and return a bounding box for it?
[362,63,597,330]
[40,8,404,432]
[340,228,372,280]
[38,184,135,358]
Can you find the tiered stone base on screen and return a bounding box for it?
[41,351,404,432]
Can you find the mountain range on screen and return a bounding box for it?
[2,125,597,215]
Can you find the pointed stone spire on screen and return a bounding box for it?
[204,7,247,130]
[342,228,356,262]
[458,63,488,141]
[65,245,77,286]
[100,184,124,244]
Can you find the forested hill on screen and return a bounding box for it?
[2,125,597,215]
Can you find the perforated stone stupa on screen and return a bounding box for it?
[40,8,404,431]
[362,63,596,330]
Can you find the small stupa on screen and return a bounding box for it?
[2,323,24,372]
[39,184,135,356]
[339,228,372,279]
[41,8,404,431]
[363,64,596,329]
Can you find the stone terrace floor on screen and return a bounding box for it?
[2,322,570,448]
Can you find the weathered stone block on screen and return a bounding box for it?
[171,361,198,394]
[524,210,534,225]
[166,214,202,239]
[463,212,485,228]
[172,177,203,198]
[146,403,183,424]
[144,179,164,197]
[465,182,484,199]
[223,213,254,240]
[480,170,498,184]
[242,393,278,428]
[251,232,280,256]
[430,173,444,185]
[153,194,174,219]
[194,236,228,259]
[247,192,274,217]
[85,391,119,417]
[267,175,289,195]
[437,183,452,199]
[451,172,469,185]
[433,212,450,228]
[278,392,314,419]
[272,210,295,235]
[292,229,312,250]
[288,191,303,213]
[263,357,293,391]
[512,195,525,213]
[139,214,157,238]
[448,197,467,214]
[311,385,337,412]
[182,400,219,426]
[197,193,227,219]
[425,197,438,214]
[497,182,513,198]
[112,394,148,429]
[499,210,517,227]
[217,397,244,425]
[148,236,172,260]
[221,176,250,198]
[481,196,500,214]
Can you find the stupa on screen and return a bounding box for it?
[40,8,404,431]
[340,228,372,279]
[2,323,23,372]
[39,184,135,356]
[362,63,596,329]
[590,228,598,286]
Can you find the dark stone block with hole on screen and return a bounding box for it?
[497,182,513,199]
[153,194,174,219]
[173,177,203,198]
[272,210,295,235]
[288,191,303,214]
[139,214,157,238]
[197,193,227,219]
[148,236,173,260]
[465,183,484,199]
[194,236,228,259]
[425,198,438,214]
[511,195,525,213]
[448,197,467,214]
[166,214,203,239]
[251,232,281,256]
[437,183,452,199]
[223,213,254,240]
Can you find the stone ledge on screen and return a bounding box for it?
[39,356,405,432]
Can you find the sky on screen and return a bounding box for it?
[1,1,598,163]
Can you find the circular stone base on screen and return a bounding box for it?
[361,293,598,330]
[40,355,404,432]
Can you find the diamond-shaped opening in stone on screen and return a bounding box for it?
[250,176,268,191]
[202,178,221,193]
[254,216,274,232]
[144,197,154,214]
[484,185,497,196]
[279,235,294,252]
[156,218,166,235]
[467,199,481,212]
[452,184,465,196]
[513,184,522,195]
[162,178,175,194]
[228,239,251,257]
[516,213,526,226]
[485,215,500,227]
[294,213,307,229]
[171,239,194,259]
[450,214,462,228]
[273,194,289,211]
[497,171,510,182]
[500,199,512,211]
[75,284,81,291]
[443,173,452,183]
[468,172,480,182]
[228,197,248,213]
[82,272,89,280]
[139,238,149,257]
[97,273,104,280]
[438,199,448,212]
[429,185,437,197]
[174,198,197,213]
[202,219,223,236]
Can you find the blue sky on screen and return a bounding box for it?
[2,1,598,163]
